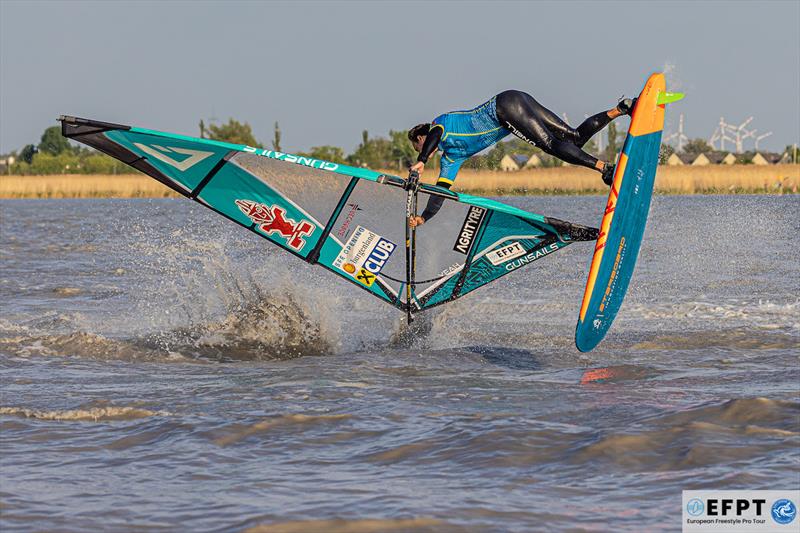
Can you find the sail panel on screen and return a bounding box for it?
[59,116,598,316]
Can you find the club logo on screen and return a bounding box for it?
[772,499,797,525]
[235,199,316,251]
[133,143,214,171]
[334,225,396,287]
[453,206,486,255]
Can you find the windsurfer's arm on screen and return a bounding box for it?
[419,181,451,222]
[410,125,443,175]
[417,124,444,164]
[413,153,462,226]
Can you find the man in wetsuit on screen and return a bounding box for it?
[407,90,635,227]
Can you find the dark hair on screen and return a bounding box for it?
[408,123,430,142]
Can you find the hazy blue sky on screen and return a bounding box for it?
[1,0,798,154]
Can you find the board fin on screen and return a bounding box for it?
[656,91,685,105]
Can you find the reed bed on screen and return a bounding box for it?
[445,164,800,195]
[0,175,180,199]
[0,165,797,199]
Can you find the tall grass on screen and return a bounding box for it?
[0,175,179,199]
[0,165,797,198]
[442,164,800,195]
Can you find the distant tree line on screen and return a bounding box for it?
[4,119,796,175]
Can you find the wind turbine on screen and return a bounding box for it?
[754,131,773,151]
[730,117,754,153]
[665,114,689,151]
[709,117,736,151]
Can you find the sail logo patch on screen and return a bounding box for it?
[453,206,486,254]
[336,203,362,240]
[486,242,526,265]
[334,225,396,286]
[356,268,376,287]
[504,243,559,271]
[235,199,316,251]
[133,143,214,171]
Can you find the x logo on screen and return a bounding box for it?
[356,268,376,286]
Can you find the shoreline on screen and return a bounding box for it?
[0,165,797,198]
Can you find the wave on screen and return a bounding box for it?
[0,291,338,362]
[630,299,800,328]
[0,405,166,422]
[212,413,353,447]
[630,328,799,351]
[243,517,448,533]
[572,398,800,470]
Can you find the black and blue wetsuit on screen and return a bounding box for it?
[417,90,615,221]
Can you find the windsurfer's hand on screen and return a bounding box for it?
[408,216,425,228]
[410,161,425,175]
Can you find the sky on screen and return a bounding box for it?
[1,0,798,154]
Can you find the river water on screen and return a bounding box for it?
[1,195,798,532]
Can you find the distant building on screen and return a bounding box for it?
[523,153,543,168]
[499,153,531,171]
[666,152,693,166]
[721,153,739,165]
[691,152,726,166]
[0,155,14,174]
[751,152,782,165]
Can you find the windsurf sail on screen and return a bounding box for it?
[59,116,598,318]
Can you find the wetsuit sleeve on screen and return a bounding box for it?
[420,181,451,222]
[420,154,465,221]
[417,124,444,163]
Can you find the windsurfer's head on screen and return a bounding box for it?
[408,123,430,152]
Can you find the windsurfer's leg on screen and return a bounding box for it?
[497,90,579,143]
[575,98,636,146]
[574,112,614,147]
[496,90,603,172]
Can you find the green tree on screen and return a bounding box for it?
[604,123,619,161]
[485,142,508,170]
[348,130,394,168]
[783,144,798,164]
[659,144,676,165]
[20,144,37,164]
[682,138,712,158]
[207,119,262,147]
[39,126,71,156]
[505,138,541,157]
[389,129,417,169]
[582,137,598,155]
[301,145,346,164]
[273,122,282,151]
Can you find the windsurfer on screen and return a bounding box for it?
[407,91,636,226]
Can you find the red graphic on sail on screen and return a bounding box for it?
[235,199,315,251]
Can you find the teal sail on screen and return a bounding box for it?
[60,116,597,316]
